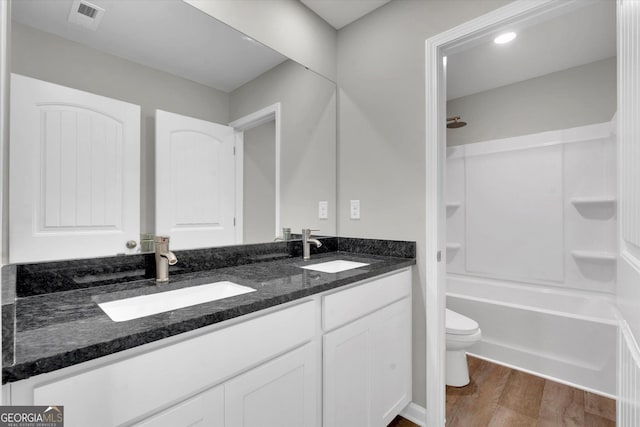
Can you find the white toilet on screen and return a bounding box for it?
[446,308,482,387]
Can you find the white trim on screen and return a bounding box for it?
[0,0,8,265]
[459,121,612,157]
[233,131,244,244]
[399,402,426,427]
[425,1,582,426]
[0,0,8,406]
[228,103,281,239]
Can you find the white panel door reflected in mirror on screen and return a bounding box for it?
[9,74,141,263]
[155,110,236,250]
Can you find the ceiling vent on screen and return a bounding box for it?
[68,0,105,31]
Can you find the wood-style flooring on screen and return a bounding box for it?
[386,356,616,427]
[388,415,420,427]
[446,356,616,427]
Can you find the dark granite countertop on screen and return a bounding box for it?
[3,242,415,384]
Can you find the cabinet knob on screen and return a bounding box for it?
[126,240,137,249]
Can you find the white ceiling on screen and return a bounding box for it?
[446,0,616,100]
[12,0,287,93]
[300,0,391,30]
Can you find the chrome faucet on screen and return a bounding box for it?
[302,228,322,261]
[154,235,177,283]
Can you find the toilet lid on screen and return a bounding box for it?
[446,309,479,335]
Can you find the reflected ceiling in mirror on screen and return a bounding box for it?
[12,0,288,92]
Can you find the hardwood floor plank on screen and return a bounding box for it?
[584,391,616,421]
[446,359,511,426]
[387,415,420,427]
[498,370,545,418]
[584,412,616,427]
[488,405,537,427]
[446,358,616,426]
[537,380,585,426]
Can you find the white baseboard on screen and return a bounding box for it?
[400,402,426,426]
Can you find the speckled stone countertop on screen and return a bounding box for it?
[2,238,415,383]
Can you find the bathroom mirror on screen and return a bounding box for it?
[9,0,336,259]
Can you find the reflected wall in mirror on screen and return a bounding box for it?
[10,0,336,260]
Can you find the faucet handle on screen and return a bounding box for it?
[154,235,170,244]
[302,228,320,237]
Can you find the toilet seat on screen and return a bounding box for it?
[446,309,479,335]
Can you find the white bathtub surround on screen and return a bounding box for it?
[447,275,617,397]
[446,120,616,294]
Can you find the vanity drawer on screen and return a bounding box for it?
[322,268,411,331]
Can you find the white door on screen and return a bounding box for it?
[155,109,236,250]
[9,74,140,263]
[225,343,318,427]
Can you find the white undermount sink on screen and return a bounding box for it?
[98,281,256,322]
[299,260,369,273]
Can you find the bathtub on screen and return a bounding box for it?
[446,274,618,397]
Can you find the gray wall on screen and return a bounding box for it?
[186,0,337,82]
[11,22,230,235]
[447,57,617,146]
[336,0,512,407]
[230,60,337,236]
[243,121,276,244]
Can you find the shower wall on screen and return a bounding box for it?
[447,57,616,147]
[446,120,616,294]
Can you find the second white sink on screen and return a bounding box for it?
[300,260,369,273]
[98,281,256,322]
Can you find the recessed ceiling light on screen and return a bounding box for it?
[494,32,517,44]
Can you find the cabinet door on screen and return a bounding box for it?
[371,297,412,426]
[9,73,141,263]
[323,314,373,427]
[133,385,224,427]
[324,297,411,427]
[225,343,318,427]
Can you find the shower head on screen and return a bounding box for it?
[447,116,467,129]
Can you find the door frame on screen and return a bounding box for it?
[424,1,584,425]
[0,0,8,266]
[229,102,281,243]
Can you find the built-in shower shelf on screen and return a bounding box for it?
[446,243,462,250]
[446,201,461,208]
[571,250,616,262]
[570,197,617,207]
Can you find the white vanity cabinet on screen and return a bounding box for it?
[11,301,317,427]
[225,343,317,427]
[132,385,225,427]
[7,267,412,427]
[135,343,317,427]
[323,269,412,427]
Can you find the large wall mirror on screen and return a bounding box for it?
[10,0,336,262]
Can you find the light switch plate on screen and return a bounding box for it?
[350,200,360,219]
[318,201,328,219]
